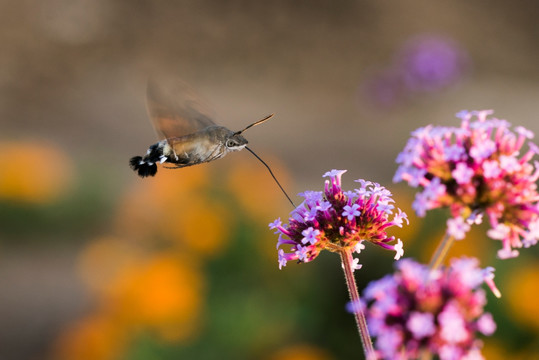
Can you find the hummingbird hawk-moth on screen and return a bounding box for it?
[129,77,295,207]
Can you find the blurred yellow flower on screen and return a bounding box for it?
[267,344,334,360]
[0,140,73,203]
[505,262,539,330]
[52,313,127,360]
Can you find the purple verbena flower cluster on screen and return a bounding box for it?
[361,257,497,360]
[362,34,469,108]
[398,35,470,93]
[394,110,539,259]
[270,170,407,269]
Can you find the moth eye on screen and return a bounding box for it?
[226,140,235,147]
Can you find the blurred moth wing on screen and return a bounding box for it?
[146,76,216,143]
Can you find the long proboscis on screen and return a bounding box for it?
[235,114,274,135]
[245,146,296,208]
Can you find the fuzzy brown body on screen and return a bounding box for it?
[164,126,245,167]
[130,124,248,177]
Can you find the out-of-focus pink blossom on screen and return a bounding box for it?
[359,257,497,359]
[394,110,539,258]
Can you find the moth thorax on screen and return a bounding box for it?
[161,141,173,156]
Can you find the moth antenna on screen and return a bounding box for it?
[235,114,274,135]
[245,146,296,208]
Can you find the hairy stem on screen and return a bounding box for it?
[340,249,376,360]
[428,231,455,272]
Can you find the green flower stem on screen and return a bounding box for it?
[428,231,455,272]
[340,249,376,360]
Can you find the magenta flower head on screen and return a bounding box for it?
[270,170,407,269]
[360,257,497,360]
[394,110,539,259]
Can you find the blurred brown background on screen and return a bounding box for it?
[1,1,538,359]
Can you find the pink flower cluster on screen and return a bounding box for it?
[270,170,407,269]
[394,110,539,259]
[362,257,497,360]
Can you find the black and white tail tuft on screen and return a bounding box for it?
[129,143,163,177]
[129,156,158,177]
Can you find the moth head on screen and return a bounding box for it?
[225,133,248,151]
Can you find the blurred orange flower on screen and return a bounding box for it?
[226,156,292,221]
[53,312,127,360]
[0,140,73,203]
[116,159,292,258]
[483,339,538,360]
[106,253,204,342]
[505,262,539,330]
[57,243,206,358]
[267,344,334,360]
[170,197,231,256]
[115,166,232,257]
[56,153,296,359]
[77,236,143,295]
[115,166,208,238]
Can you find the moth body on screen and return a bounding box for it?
[129,126,248,177]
